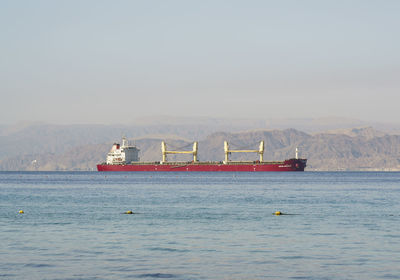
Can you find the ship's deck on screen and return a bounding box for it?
[101,160,293,166]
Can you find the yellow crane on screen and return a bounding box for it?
[161,141,198,163]
[224,141,264,163]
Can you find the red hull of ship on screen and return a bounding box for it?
[97,159,306,172]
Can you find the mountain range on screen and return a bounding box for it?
[1,117,400,171]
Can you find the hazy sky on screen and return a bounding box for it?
[1,0,399,125]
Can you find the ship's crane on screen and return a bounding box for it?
[224,140,264,163]
[161,141,198,163]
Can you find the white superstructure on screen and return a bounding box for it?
[106,137,140,165]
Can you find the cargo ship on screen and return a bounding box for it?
[97,137,306,172]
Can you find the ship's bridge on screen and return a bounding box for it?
[106,137,140,165]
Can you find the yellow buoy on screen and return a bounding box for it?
[275,211,281,215]
[125,210,133,214]
[19,210,24,214]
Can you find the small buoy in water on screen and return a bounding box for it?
[124,210,133,214]
[19,210,24,214]
[274,211,282,215]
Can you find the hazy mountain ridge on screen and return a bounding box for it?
[1,125,399,171]
[0,121,274,159]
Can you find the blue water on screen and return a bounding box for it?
[1,171,400,279]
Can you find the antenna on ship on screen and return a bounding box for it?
[122,136,128,147]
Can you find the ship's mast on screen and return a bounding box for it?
[122,137,128,147]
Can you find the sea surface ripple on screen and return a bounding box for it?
[1,171,400,279]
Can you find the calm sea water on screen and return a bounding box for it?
[1,171,400,280]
